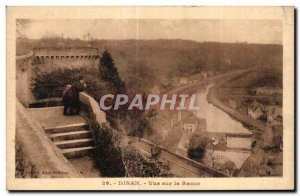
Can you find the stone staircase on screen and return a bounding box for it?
[28,106,95,159]
[45,123,95,158]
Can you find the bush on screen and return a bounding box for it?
[90,121,126,177]
[188,136,210,161]
[99,50,125,94]
[31,68,105,100]
[123,145,174,177]
[188,146,206,161]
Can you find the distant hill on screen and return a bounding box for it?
[17,38,283,91]
[221,70,282,89]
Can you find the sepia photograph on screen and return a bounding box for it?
[6,6,294,190]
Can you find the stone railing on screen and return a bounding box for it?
[16,52,35,106]
[79,92,106,124]
[16,51,34,61]
[15,99,81,178]
[32,48,100,62]
[28,97,63,108]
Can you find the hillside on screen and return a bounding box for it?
[17,38,283,92]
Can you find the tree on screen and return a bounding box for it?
[99,50,125,93]
[188,136,210,161]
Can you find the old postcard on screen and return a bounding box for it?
[6,6,294,190]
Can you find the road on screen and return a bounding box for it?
[130,137,229,177]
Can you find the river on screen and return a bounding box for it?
[195,84,253,168]
[194,84,252,134]
[175,84,253,169]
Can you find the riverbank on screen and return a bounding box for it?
[207,78,282,177]
[207,86,272,134]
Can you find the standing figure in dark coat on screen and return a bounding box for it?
[63,76,87,115]
[62,84,72,115]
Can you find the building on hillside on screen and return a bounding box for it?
[180,112,207,138]
[247,101,265,119]
[183,115,207,133]
[170,111,207,135]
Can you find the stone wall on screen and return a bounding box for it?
[33,47,99,57]
[32,48,100,74]
[16,52,34,106]
[16,48,100,106]
[79,92,106,123]
[16,99,81,178]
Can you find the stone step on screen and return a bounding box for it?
[62,146,95,159]
[55,138,94,149]
[50,130,93,142]
[44,123,89,134]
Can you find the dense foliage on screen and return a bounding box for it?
[188,136,210,161]
[123,145,174,177]
[98,50,153,138]
[90,120,126,177]
[188,146,206,161]
[31,68,105,100]
[99,50,125,94]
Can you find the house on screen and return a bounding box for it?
[247,101,265,119]
[170,111,207,136]
[180,112,207,136]
[183,122,197,134]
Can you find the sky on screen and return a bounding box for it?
[22,19,282,44]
